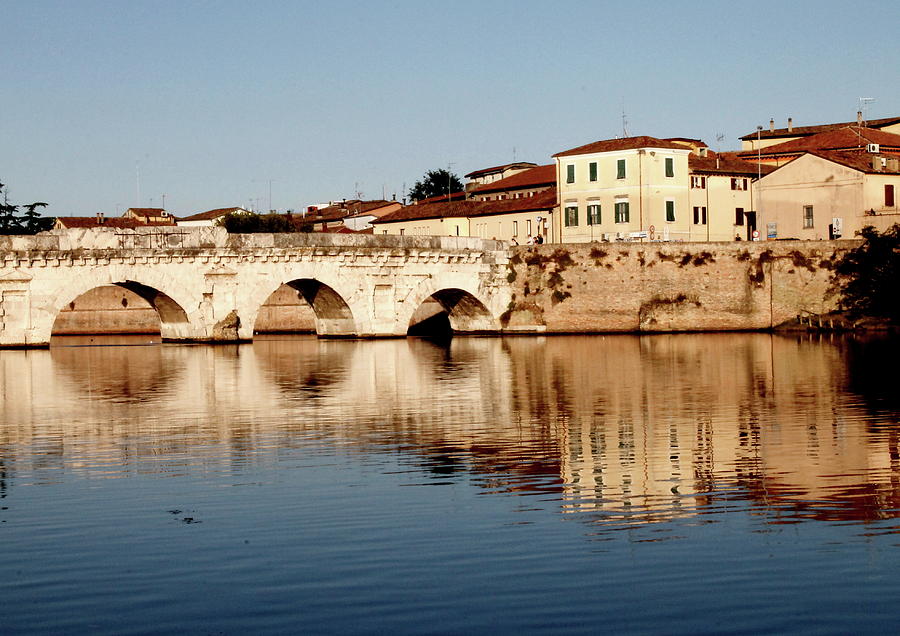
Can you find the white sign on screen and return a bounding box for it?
[629,231,648,239]
[832,217,843,236]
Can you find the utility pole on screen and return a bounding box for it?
[447,162,455,201]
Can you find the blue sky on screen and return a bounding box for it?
[3,0,898,217]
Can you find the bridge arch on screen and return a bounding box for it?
[403,278,498,337]
[246,273,359,338]
[43,267,200,343]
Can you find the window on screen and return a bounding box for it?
[513,220,518,236]
[589,162,598,182]
[399,228,405,235]
[735,207,745,226]
[887,184,896,207]
[693,206,707,225]
[731,178,747,191]
[691,175,706,189]
[665,157,674,177]
[617,159,626,179]
[564,205,579,227]
[615,201,630,223]
[566,164,575,184]
[803,205,814,229]
[527,219,532,236]
[587,203,601,225]
[665,200,675,222]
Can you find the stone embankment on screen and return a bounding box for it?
[500,240,855,333]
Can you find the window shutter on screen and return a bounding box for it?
[665,157,674,177]
[589,162,597,182]
[666,200,675,222]
[617,159,626,179]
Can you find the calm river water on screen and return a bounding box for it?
[2,333,900,634]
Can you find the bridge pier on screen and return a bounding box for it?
[0,229,511,347]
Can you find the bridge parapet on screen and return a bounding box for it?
[0,227,507,254]
[0,229,513,346]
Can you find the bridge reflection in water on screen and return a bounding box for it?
[2,332,899,530]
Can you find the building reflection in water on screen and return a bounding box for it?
[2,332,900,530]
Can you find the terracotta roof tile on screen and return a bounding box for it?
[804,150,900,175]
[739,126,900,158]
[471,164,556,194]
[179,207,248,222]
[55,217,166,229]
[740,116,900,141]
[374,189,557,224]
[553,136,687,158]
[689,151,777,176]
[413,191,467,204]
[464,162,537,179]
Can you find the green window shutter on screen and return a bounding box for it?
[565,205,578,227]
[587,204,600,225]
[615,202,629,223]
[623,202,630,223]
[589,162,597,182]
[566,164,575,184]
[666,200,675,222]
[665,157,674,177]
[617,159,626,179]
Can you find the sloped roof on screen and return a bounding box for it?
[804,150,900,175]
[464,162,537,179]
[179,207,248,222]
[689,151,777,176]
[472,164,556,194]
[412,191,467,204]
[56,217,167,229]
[126,207,166,215]
[374,188,557,224]
[740,116,900,141]
[305,199,400,222]
[553,136,687,158]
[740,126,900,158]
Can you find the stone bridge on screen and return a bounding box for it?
[0,228,513,346]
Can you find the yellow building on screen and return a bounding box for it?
[371,190,556,243]
[551,136,766,243]
[552,136,693,243]
[687,151,774,241]
[757,150,900,240]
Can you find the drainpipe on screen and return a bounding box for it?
[705,174,710,242]
[555,159,561,244]
[638,150,644,242]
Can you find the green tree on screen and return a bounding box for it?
[832,224,900,321]
[0,180,53,234]
[408,168,463,202]
[217,211,301,233]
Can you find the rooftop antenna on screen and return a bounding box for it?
[715,132,725,169]
[859,97,875,127]
[621,99,629,137]
[512,146,517,162]
[447,162,455,201]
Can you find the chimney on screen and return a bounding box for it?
[858,111,863,126]
[769,118,775,132]
[96,212,104,224]
[787,117,793,132]
[872,156,882,171]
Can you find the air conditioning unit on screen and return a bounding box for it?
[601,233,610,241]
[866,143,880,153]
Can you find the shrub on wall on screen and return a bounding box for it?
[832,224,900,321]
